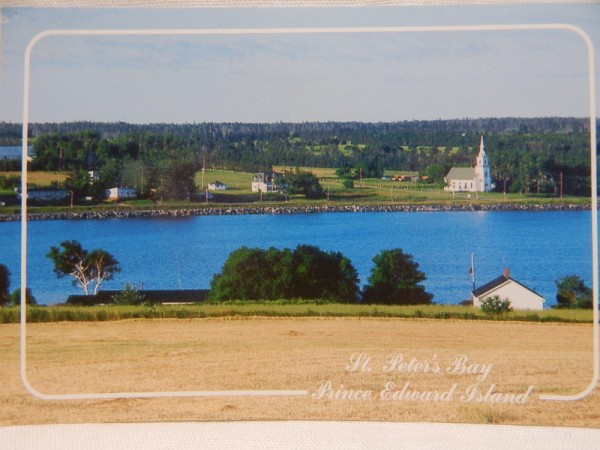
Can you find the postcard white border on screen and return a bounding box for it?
[20,23,598,402]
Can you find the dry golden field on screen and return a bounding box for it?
[3,171,68,186]
[1,318,598,427]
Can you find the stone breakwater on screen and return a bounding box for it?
[0,203,590,222]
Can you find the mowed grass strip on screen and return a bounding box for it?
[195,169,254,191]
[0,303,593,324]
[1,318,597,426]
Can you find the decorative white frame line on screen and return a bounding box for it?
[20,23,598,402]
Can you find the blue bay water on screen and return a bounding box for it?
[0,210,594,306]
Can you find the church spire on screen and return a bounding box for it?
[476,134,488,167]
[474,133,492,192]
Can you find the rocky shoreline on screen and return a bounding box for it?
[0,202,591,222]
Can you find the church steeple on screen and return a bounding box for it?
[476,134,488,167]
[474,134,492,192]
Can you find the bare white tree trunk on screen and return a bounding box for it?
[70,260,91,296]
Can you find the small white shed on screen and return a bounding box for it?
[208,181,227,190]
[105,187,137,201]
[472,268,545,311]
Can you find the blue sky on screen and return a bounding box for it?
[1,4,599,123]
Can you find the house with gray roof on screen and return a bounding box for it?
[251,172,285,193]
[472,268,545,311]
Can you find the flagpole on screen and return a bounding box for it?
[470,253,476,292]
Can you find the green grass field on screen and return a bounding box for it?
[196,169,254,191]
[0,168,590,215]
[0,302,593,324]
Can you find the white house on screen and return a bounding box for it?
[445,135,493,193]
[472,268,545,311]
[208,181,227,190]
[105,187,137,201]
[252,172,284,193]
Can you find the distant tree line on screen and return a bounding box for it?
[0,117,596,198]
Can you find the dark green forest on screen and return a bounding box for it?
[0,117,595,198]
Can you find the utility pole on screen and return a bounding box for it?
[201,156,205,189]
[559,171,563,199]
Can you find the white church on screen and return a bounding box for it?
[444,135,494,193]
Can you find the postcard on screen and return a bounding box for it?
[0,2,598,445]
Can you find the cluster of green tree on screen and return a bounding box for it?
[209,245,433,305]
[554,275,593,309]
[0,159,20,171]
[361,249,433,304]
[1,117,594,199]
[0,264,37,306]
[26,131,200,201]
[285,169,326,199]
[209,245,360,302]
[0,174,20,191]
[335,160,384,184]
